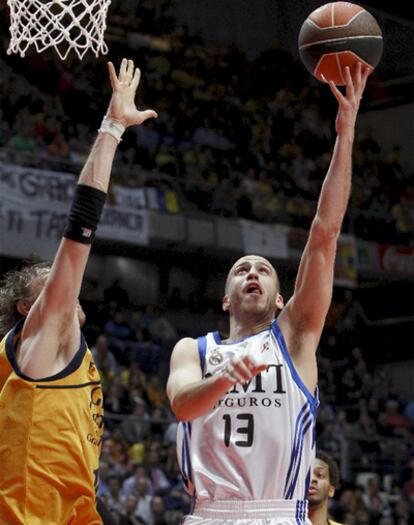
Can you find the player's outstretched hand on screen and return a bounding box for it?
[222,355,267,386]
[106,58,158,128]
[325,62,370,136]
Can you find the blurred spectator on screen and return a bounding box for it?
[164,420,178,445]
[91,334,119,380]
[384,401,412,436]
[146,375,168,409]
[7,123,38,157]
[121,400,151,445]
[105,377,128,411]
[105,475,123,514]
[122,465,152,494]
[394,498,412,525]
[118,494,146,524]
[318,422,343,462]
[105,310,133,341]
[47,132,70,158]
[147,307,178,345]
[145,443,171,494]
[104,279,130,307]
[121,472,153,523]
[149,495,167,525]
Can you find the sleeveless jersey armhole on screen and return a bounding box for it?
[271,319,319,414]
[197,335,207,375]
[5,319,88,382]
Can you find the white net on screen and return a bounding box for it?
[7,0,112,60]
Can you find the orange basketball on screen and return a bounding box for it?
[298,2,383,85]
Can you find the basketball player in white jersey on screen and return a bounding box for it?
[167,63,370,525]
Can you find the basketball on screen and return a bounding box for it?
[298,1,383,85]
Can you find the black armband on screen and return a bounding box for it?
[63,184,106,244]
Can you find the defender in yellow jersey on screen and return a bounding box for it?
[0,321,104,524]
[308,450,346,525]
[0,59,157,525]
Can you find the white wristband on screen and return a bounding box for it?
[98,116,125,143]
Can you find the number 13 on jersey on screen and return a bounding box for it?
[223,413,254,447]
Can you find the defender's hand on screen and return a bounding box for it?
[106,59,157,128]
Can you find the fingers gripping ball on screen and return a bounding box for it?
[298,1,383,85]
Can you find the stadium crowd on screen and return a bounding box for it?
[1,3,413,247]
[1,1,413,524]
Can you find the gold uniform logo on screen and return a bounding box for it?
[209,349,223,366]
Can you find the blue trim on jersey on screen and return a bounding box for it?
[179,422,191,488]
[284,404,312,498]
[180,425,188,484]
[271,320,318,414]
[183,422,193,483]
[197,336,207,373]
[296,500,306,524]
[284,404,307,492]
[213,331,221,345]
[286,416,314,499]
[304,467,312,500]
[5,318,88,382]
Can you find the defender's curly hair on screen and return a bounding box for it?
[0,261,51,338]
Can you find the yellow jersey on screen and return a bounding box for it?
[0,337,13,392]
[0,320,104,525]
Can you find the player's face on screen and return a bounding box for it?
[308,458,334,507]
[223,255,283,318]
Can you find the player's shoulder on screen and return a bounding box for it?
[169,337,201,372]
[329,520,346,525]
[173,337,198,353]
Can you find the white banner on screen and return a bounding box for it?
[112,185,147,210]
[0,162,75,208]
[0,163,148,260]
[239,219,288,259]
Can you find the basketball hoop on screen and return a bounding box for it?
[6,0,112,60]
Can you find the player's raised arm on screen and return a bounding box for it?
[279,63,370,353]
[17,59,157,378]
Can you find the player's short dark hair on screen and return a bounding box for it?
[316,449,340,488]
[0,261,51,337]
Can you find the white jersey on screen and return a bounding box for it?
[177,319,319,505]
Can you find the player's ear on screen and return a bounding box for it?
[16,300,31,317]
[275,293,284,311]
[328,485,335,498]
[222,294,230,312]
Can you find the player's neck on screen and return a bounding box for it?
[227,317,272,342]
[308,502,329,525]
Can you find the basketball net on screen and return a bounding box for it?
[6,0,112,60]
